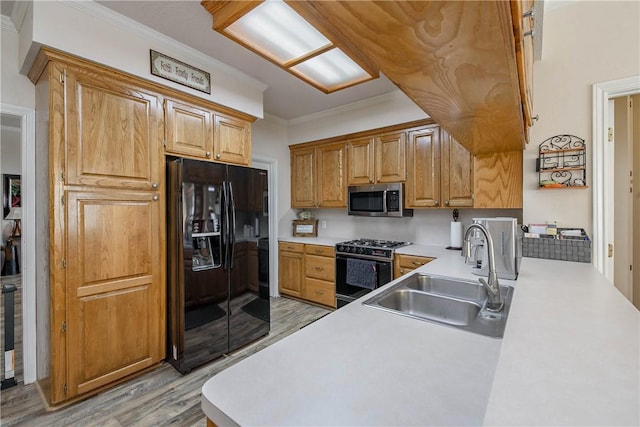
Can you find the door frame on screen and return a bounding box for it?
[1,103,36,384]
[252,154,279,297]
[592,76,640,282]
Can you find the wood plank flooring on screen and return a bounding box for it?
[0,297,330,426]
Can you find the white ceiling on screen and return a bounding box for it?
[92,0,399,121]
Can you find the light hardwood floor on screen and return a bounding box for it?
[0,296,330,426]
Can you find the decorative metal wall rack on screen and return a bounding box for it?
[536,135,587,189]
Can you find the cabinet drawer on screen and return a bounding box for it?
[304,278,336,308]
[305,255,335,281]
[278,242,304,253]
[397,254,433,269]
[305,244,335,257]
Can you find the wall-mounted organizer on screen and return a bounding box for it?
[536,135,587,189]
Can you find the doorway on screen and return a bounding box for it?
[0,105,36,384]
[592,77,640,310]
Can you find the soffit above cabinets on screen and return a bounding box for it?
[284,1,528,155]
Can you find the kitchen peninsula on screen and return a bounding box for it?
[201,244,639,426]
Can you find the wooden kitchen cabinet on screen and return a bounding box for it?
[347,131,406,185]
[29,49,166,405]
[213,113,252,166]
[164,98,213,159]
[512,0,535,129]
[303,244,336,308]
[278,242,304,298]
[406,126,473,208]
[290,142,346,208]
[394,254,434,279]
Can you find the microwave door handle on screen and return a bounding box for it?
[382,189,388,213]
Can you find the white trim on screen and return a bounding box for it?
[1,14,16,32]
[0,104,36,385]
[251,154,279,297]
[592,76,640,281]
[61,0,268,93]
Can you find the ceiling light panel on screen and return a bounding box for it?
[291,48,371,89]
[225,0,331,63]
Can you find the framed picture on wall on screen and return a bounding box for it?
[3,174,20,218]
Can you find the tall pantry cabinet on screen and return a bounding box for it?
[29,49,166,405]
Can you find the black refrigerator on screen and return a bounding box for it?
[166,157,270,374]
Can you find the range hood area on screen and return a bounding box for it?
[203,1,536,155]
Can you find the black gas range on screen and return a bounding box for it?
[334,239,411,307]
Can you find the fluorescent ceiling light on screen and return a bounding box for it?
[291,48,371,89]
[204,0,378,93]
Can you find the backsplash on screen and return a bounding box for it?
[281,208,523,246]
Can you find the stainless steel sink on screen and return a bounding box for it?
[363,273,514,338]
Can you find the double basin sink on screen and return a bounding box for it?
[363,273,514,338]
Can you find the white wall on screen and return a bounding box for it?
[524,1,640,235]
[287,90,427,144]
[1,22,35,107]
[20,1,265,118]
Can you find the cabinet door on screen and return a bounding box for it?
[290,147,316,208]
[406,127,441,207]
[278,250,304,297]
[375,131,407,183]
[474,151,523,208]
[317,142,346,207]
[213,114,251,166]
[347,137,375,185]
[64,66,161,190]
[65,190,164,398]
[164,99,213,159]
[441,131,474,208]
[512,0,534,130]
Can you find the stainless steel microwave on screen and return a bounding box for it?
[347,183,413,217]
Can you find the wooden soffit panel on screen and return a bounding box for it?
[287,1,526,154]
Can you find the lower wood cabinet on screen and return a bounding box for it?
[278,242,305,298]
[394,254,434,279]
[278,242,336,308]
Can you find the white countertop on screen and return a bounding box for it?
[202,249,640,426]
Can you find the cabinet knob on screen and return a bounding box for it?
[315,266,324,271]
[152,182,159,189]
[524,29,535,38]
[206,151,211,156]
[216,153,221,159]
[412,261,423,266]
[523,9,534,18]
[445,200,449,206]
[152,195,159,201]
[434,200,439,206]
[315,290,324,295]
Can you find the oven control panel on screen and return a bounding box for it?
[336,245,392,259]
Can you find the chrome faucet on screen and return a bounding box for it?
[463,224,504,312]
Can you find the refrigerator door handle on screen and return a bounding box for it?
[229,181,237,268]
[222,181,231,268]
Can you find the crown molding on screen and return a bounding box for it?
[60,0,268,92]
[260,113,288,126]
[1,14,16,32]
[11,0,29,32]
[286,90,414,126]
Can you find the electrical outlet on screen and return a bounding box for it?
[321,220,327,229]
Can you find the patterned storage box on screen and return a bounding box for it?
[522,228,591,263]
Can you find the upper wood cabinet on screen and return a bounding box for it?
[347,131,406,185]
[214,113,252,166]
[290,142,346,208]
[64,66,161,190]
[512,0,535,129]
[406,125,474,209]
[164,99,213,159]
[441,130,474,208]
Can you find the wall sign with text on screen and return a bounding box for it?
[150,50,211,94]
